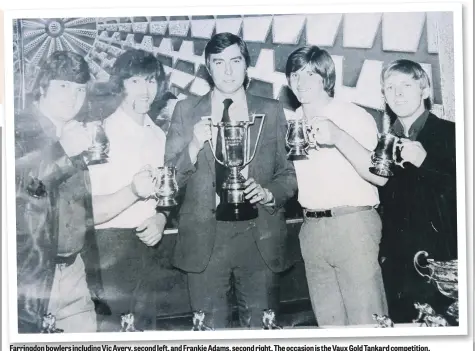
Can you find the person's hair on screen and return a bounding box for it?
[381,59,432,113]
[32,51,91,101]
[109,48,167,100]
[204,32,251,88]
[285,46,336,98]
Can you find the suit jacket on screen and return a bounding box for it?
[379,113,457,264]
[15,107,105,333]
[165,91,298,273]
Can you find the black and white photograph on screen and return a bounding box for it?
[2,3,467,343]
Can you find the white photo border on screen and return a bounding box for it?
[2,2,468,344]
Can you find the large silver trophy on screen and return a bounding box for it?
[413,251,459,324]
[208,114,266,221]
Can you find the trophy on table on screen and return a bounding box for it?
[261,309,282,329]
[119,312,143,332]
[40,313,64,333]
[413,250,458,325]
[369,113,404,177]
[285,117,316,160]
[153,166,179,208]
[207,113,266,221]
[191,310,214,331]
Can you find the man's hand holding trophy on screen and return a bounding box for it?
[368,113,407,178]
[131,164,179,208]
[286,115,341,159]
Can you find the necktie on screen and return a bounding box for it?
[215,98,233,196]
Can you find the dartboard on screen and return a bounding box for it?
[14,18,98,93]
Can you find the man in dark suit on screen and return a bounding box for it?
[165,32,297,329]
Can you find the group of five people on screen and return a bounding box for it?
[15,31,457,333]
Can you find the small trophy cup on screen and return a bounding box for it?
[86,120,110,165]
[369,133,404,177]
[84,99,110,165]
[372,313,394,328]
[262,309,282,329]
[412,301,450,327]
[41,313,64,333]
[119,312,143,332]
[153,166,179,208]
[285,118,315,160]
[191,310,214,331]
[208,114,266,222]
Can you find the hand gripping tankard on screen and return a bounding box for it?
[153,166,179,208]
[369,132,404,177]
[369,113,404,177]
[206,113,266,221]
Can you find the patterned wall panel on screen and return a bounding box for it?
[13,12,449,119]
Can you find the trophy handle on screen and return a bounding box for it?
[305,120,317,148]
[245,113,266,167]
[393,138,405,168]
[414,251,433,281]
[202,117,226,167]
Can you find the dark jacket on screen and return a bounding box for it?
[15,107,105,333]
[164,92,298,273]
[379,112,457,270]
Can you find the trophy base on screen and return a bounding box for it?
[216,203,258,222]
[156,197,177,208]
[86,149,109,165]
[87,157,109,166]
[287,146,309,160]
[369,165,393,178]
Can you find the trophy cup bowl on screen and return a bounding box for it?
[369,133,404,177]
[286,119,311,160]
[208,114,266,222]
[414,251,459,322]
[154,166,179,208]
[86,121,110,165]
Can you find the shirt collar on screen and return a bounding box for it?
[390,109,430,141]
[212,87,246,106]
[113,106,157,130]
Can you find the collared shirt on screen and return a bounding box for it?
[293,99,380,210]
[88,107,166,229]
[19,105,91,256]
[210,88,250,206]
[390,110,430,141]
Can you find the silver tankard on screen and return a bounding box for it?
[369,133,404,177]
[285,118,316,159]
[154,166,179,208]
[84,98,110,165]
[207,114,266,221]
[85,120,110,165]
